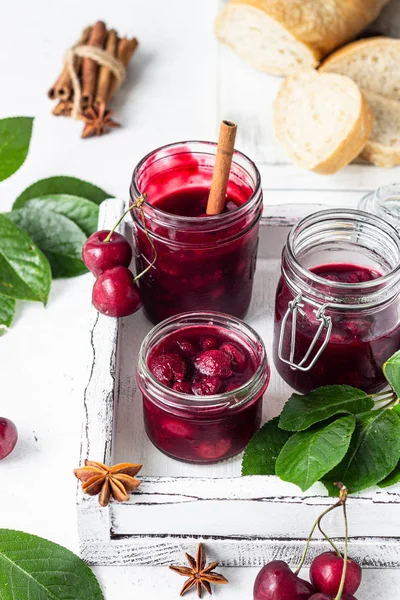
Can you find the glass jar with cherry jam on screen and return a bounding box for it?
[130,141,263,324]
[137,312,269,464]
[273,209,400,394]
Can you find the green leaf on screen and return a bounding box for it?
[275,415,356,491]
[325,409,400,493]
[23,195,99,236]
[0,117,33,182]
[0,214,51,303]
[378,463,400,488]
[0,294,16,336]
[383,350,400,398]
[242,417,293,475]
[0,529,104,599]
[7,208,87,279]
[279,385,373,432]
[14,176,112,208]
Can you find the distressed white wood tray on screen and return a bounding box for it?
[77,197,400,567]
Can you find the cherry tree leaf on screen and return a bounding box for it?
[242,417,293,475]
[7,207,87,279]
[276,415,356,491]
[0,117,33,182]
[0,214,51,304]
[23,195,99,236]
[14,176,111,207]
[0,294,16,336]
[0,529,104,599]
[279,385,373,432]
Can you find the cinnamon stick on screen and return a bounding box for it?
[108,36,139,99]
[48,26,92,100]
[81,21,107,109]
[206,120,237,216]
[95,29,118,106]
[52,100,73,116]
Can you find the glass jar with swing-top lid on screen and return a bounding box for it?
[273,208,400,394]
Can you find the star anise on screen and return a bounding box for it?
[74,459,142,507]
[79,102,120,138]
[170,543,228,597]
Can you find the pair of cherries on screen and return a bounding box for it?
[82,230,143,317]
[254,552,362,600]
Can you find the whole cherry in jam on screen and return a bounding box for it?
[83,230,132,277]
[253,561,315,600]
[0,417,18,460]
[310,552,361,596]
[148,328,256,396]
[92,266,142,317]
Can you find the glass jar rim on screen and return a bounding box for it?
[286,208,400,295]
[130,139,262,225]
[137,311,269,411]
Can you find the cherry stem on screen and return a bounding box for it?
[317,515,341,557]
[294,500,342,575]
[133,205,158,283]
[104,194,147,242]
[103,194,158,282]
[335,499,349,600]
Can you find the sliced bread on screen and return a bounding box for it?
[215,0,390,76]
[273,70,374,174]
[320,37,400,102]
[361,90,400,168]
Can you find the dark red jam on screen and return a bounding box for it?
[274,263,400,394]
[142,325,264,463]
[132,148,261,324]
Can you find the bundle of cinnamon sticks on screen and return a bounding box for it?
[48,21,138,138]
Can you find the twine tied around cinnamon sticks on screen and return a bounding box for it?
[48,21,138,138]
[65,44,126,119]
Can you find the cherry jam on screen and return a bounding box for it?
[131,141,262,324]
[137,312,269,464]
[274,263,400,393]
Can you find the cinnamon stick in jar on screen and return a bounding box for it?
[206,120,237,216]
[81,21,107,109]
[48,26,92,100]
[95,29,118,107]
[108,36,139,100]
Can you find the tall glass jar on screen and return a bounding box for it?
[359,183,400,230]
[130,141,263,324]
[137,312,269,464]
[273,209,400,394]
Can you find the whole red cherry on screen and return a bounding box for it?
[310,552,362,596]
[254,560,314,600]
[308,594,357,600]
[0,417,18,460]
[83,230,132,277]
[92,266,142,317]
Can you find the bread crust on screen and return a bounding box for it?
[273,71,374,175]
[218,0,390,66]
[319,37,400,71]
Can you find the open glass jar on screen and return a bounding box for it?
[130,141,263,324]
[359,183,400,230]
[273,209,400,394]
[137,312,269,464]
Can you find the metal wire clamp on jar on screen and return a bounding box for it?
[273,208,400,394]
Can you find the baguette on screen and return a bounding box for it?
[361,90,400,168]
[273,70,374,174]
[215,0,390,76]
[320,37,400,102]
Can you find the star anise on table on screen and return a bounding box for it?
[79,102,120,138]
[74,459,142,507]
[170,543,228,597]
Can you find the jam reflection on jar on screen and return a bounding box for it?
[130,141,263,324]
[137,312,269,464]
[273,209,400,394]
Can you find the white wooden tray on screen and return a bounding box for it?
[77,197,400,567]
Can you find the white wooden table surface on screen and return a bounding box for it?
[1,0,399,597]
